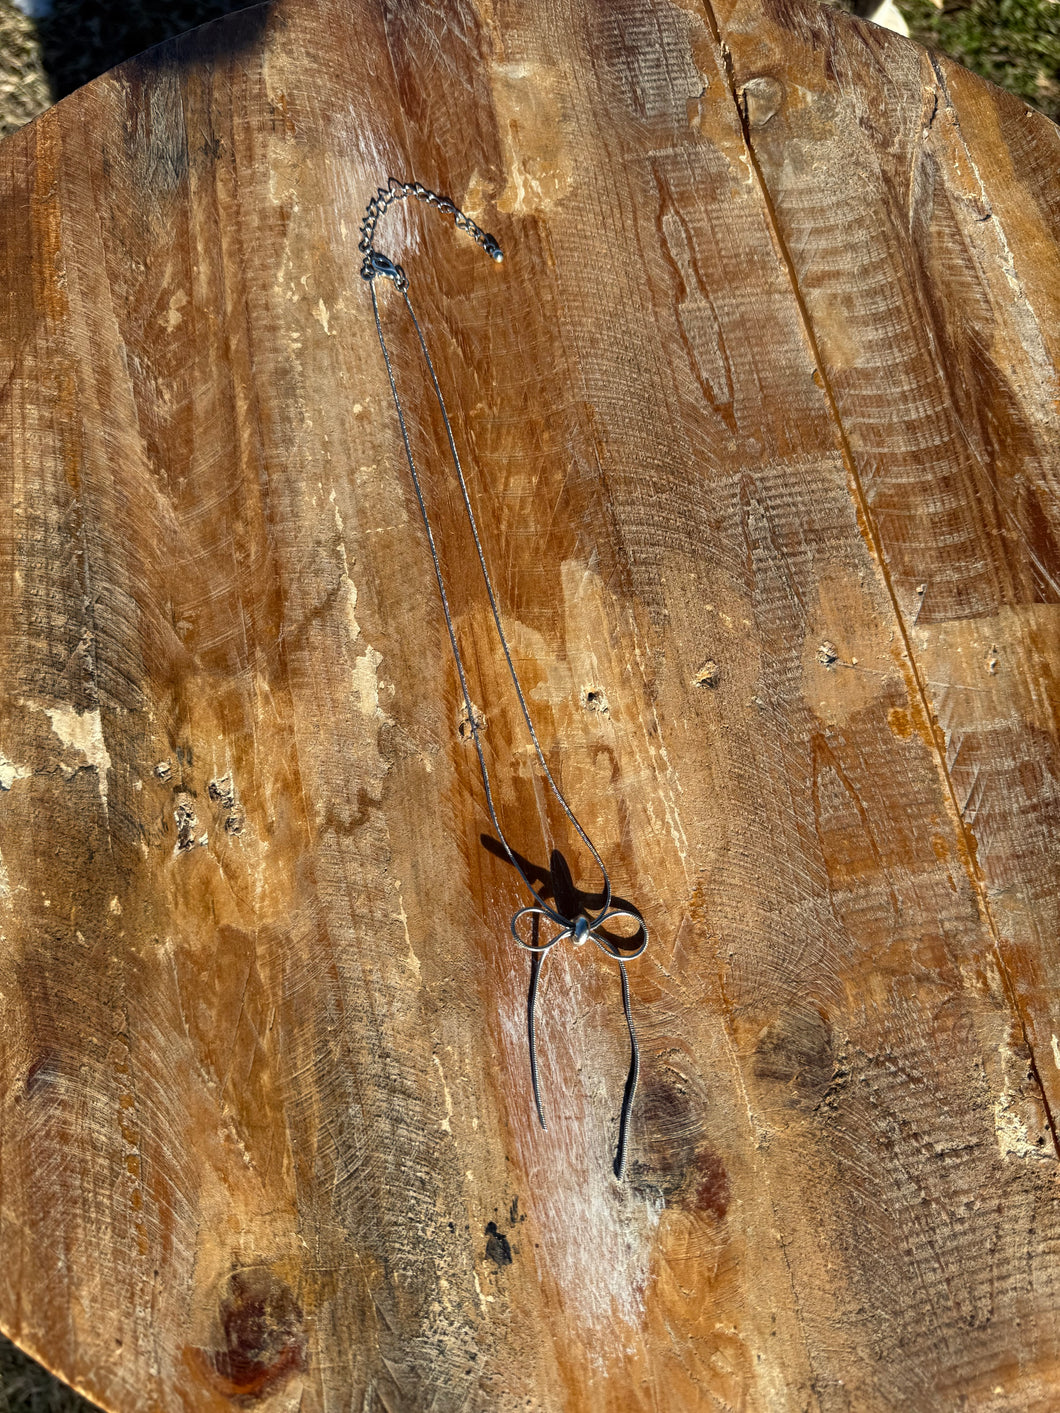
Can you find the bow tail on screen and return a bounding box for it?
[528,947,548,1132]
[613,960,640,1181]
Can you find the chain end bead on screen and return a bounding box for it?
[484,234,504,262]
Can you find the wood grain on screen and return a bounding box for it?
[0,0,1058,1409]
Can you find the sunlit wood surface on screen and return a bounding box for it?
[1,0,1059,1408]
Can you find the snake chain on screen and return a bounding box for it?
[360,178,648,1179]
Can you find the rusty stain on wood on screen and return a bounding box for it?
[1,0,1059,1408]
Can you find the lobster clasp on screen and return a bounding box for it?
[360,249,408,291]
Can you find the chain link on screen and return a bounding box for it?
[359,178,503,290]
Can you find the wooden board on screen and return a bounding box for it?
[1,0,1058,1407]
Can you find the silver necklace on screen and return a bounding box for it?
[360,179,648,1179]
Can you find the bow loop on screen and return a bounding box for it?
[588,907,649,961]
[510,906,570,954]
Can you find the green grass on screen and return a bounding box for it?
[0,1336,99,1413]
[902,0,1060,120]
[824,0,1060,122]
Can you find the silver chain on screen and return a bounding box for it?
[359,178,502,292]
[360,179,647,1180]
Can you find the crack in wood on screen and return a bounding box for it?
[700,0,1060,1160]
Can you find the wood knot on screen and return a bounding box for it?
[195,1267,305,1402]
[740,76,784,129]
[752,1010,836,1111]
[625,1070,730,1218]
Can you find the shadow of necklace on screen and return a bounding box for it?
[360,179,648,1179]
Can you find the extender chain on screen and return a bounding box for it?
[360,178,649,1180]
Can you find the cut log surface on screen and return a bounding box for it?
[1,0,1059,1408]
